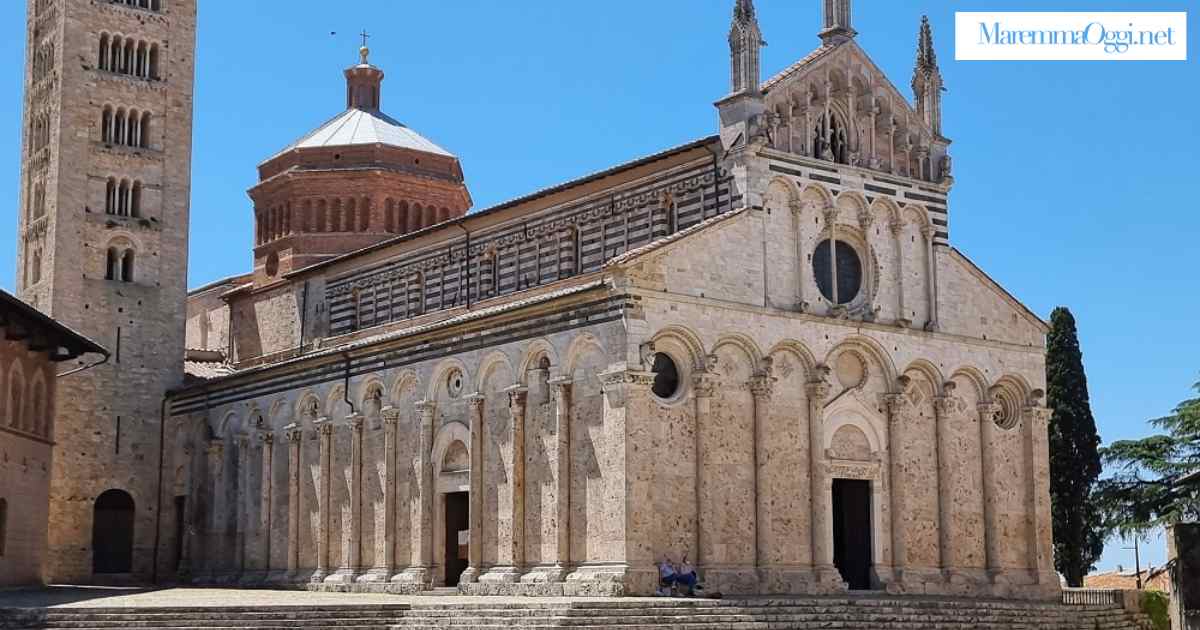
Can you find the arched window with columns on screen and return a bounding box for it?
[99,34,111,71]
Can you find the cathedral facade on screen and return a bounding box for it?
[15,0,1058,599]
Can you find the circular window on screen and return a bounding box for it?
[995,394,1019,430]
[446,369,464,398]
[651,353,680,400]
[813,239,863,305]
[265,252,279,277]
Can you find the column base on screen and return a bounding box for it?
[391,566,431,586]
[322,568,359,584]
[355,568,392,583]
[757,566,818,594]
[478,566,523,584]
[699,566,760,595]
[944,567,990,596]
[813,564,848,594]
[459,566,481,584]
[891,566,945,595]
[520,565,568,583]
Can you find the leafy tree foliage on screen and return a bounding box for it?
[1096,381,1200,536]
[1046,307,1104,586]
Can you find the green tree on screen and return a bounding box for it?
[1095,381,1200,535]
[1046,307,1104,586]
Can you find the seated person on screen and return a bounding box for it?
[657,555,677,596]
[675,553,699,596]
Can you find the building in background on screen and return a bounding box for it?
[0,291,107,587]
[14,0,196,582]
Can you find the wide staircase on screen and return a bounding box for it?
[395,597,1153,630]
[0,604,412,630]
[0,597,1152,630]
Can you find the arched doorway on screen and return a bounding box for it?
[92,489,135,574]
[440,440,470,587]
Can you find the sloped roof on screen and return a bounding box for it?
[269,108,453,162]
[608,208,748,266]
[761,42,841,91]
[0,290,107,361]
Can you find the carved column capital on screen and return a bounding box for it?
[599,368,653,409]
[284,423,304,443]
[920,224,936,241]
[888,218,905,236]
[857,207,874,230]
[314,418,334,436]
[822,207,839,228]
[977,402,1001,424]
[381,406,400,426]
[805,378,832,402]
[415,401,436,422]
[258,431,275,446]
[749,372,776,399]
[505,385,528,414]
[347,413,365,433]
[548,376,573,393]
[883,392,909,418]
[465,393,485,411]
[933,395,957,417]
[692,372,717,399]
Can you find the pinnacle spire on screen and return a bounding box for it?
[727,0,764,95]
[915,15,938,71]
[820,0,856,45]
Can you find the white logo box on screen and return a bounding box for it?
[955,12,1187,61]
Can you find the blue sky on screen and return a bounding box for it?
[1,1,1195,574]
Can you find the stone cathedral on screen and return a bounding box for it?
[14,0,1059,599]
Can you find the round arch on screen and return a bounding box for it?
[92,489,135,574]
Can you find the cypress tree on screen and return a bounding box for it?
[1046,307,1104,586]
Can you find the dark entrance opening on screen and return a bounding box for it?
[93,489,135,574]
[172,496,186,571]
[832,479,872,590]
[443,491,469,587]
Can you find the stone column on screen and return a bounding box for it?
[313,417,333,582]
[396,401,435,586]
[549,376,573,580]
[977,401,1002,585]
[284,424,303,580]
[889,219,909,326]
[206,439,225,579]
[258,431,274,580]
[344,413,365,580]
[883,387,909,589]
[461,394,485,584]
[235,433,251,578]
[806,370,841,589]
[932,390,955,578]
[692,366,717,570]
[1025,403,1059,594]
[790,201,806,312]
[749,367,775,581]
[507,385,529,579]
[380,407,400,580]
[921,225,939,330]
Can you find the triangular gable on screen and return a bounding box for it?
[949,247,1049,333]
[761,39,938,143]
[606,208,749,268]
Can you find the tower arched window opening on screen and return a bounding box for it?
[99,34,110,71]
[121,249,135,282]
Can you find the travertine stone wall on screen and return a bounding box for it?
[0,339,58,586]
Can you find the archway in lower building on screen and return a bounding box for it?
[443,491,469,587]
[92,489,135,574]
[832,478,872,590]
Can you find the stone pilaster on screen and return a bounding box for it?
[482,386,528,585]
[549,377,573,581]
[312,417,333,582]
[325,413,364,583]
[806,369,843,591]
[749,367,775,585]
[932,390,954,588]
[977,402,1002,585]
[394,401,435,586]
[376,407,400,581]
[692,366,716,571]
[889,219,910,327]
[235,433,251,581]
[204,439,225,580]
[921,225,939,331]
[790,201,807,312]
[284,424,303,581]
[1024,404,1060,598]
[460,394,485,584]
[883,388,909,593]
[257,430,275,581]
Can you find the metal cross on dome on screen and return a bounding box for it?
[360,29,370,48]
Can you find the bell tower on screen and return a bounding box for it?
[14,0,196,582]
